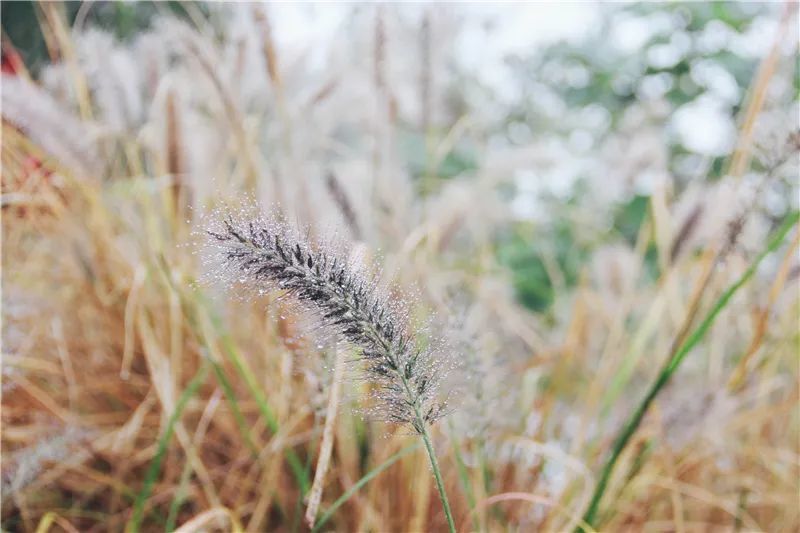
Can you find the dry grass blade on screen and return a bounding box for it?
[127,363,209,533]
[579,212,800,530]
[305,347,346,528]
[172,507,243,533]
[728,227,800,390]
[2,4,797,532]
[312,442,422,532]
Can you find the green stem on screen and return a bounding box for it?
[341,301,455,531]
[420,424,457,533]
[397,369,456,533]
[578,212,799,531]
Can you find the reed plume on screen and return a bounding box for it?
[205,211,457,531]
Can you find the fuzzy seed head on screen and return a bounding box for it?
[202,209,452,430]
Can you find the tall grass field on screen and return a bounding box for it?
[2,2,799,532]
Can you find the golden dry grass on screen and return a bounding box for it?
[2,3,799,533]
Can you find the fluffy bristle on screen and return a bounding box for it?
[205,212,452,430]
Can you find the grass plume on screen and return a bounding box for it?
[206,211,457,530]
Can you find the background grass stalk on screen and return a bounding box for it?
[215,323,310,494]
[127,362,210,533]
[305,346,347,528]
[165,458,195,531]
[157,262,310,495]
[449,421,480,533]
[312,442,421,532]
[579,212,799,531]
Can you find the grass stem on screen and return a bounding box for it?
[578,212,799,531]
[420,424,457,533]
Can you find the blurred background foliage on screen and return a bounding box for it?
[3,1,205,72]
[2,1,792,313]
[494,2,794,311]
